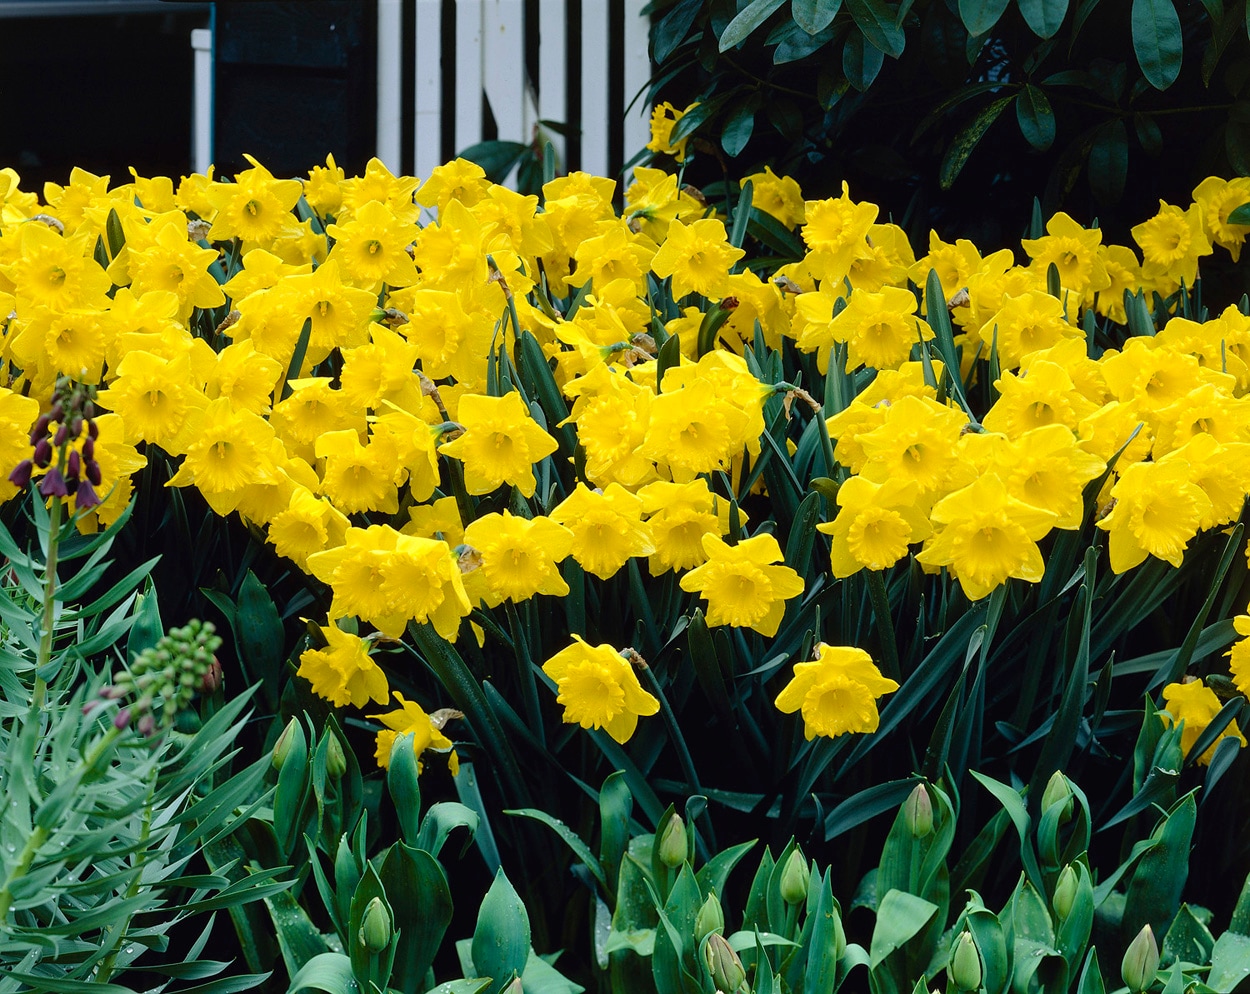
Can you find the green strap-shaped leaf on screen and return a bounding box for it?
[1017,0,1070,37]
[719,0,788,50]
[381,843,453,991]
[959,0,1012,34]
[940,95,1015,189]
[1122,792,1198,942]
[1208,931,1250,991]
[287,952,355,994]
[1132,0,1183,89]
[506,807,607,892]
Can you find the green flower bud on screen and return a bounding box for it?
[326,733,348,779]
[658,813,687,868]
[1052,864,1079,920]
[949,931,982,992]
[1121,924,1159,994]
[694,892,724,944]
[358,896,392,953]
[1041,771,1074,824]
[272,718,300,772]
[703,932,746,993]
[905,784,933,837]
[780,849,809,905]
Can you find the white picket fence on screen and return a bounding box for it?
[376,0,653,183]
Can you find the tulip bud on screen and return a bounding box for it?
[703,932,746,993]
[358,896,392,952]
[780,849,809,905]
[657,813,687,868]
[905,784,933,837]
[1053,864,1079,920]
[272,717,300,771]
[694,892,724,944]
[1121,924,1159,993]
[326,733,348,779]
[949,931,982,992]
[1042,771,1073,823]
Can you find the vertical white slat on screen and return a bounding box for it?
[190,27,213,175]
[454,0,485,154]
[537,0,566,168]
[414,0,443,180]
[580,0,610,176]
[376,0,403,171]
[621,0,651,176]
[481,0,525,145]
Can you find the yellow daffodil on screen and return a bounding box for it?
[298,621,390,709]
[542,636,659,744]
[679,532,804,637]
[774,644,898,739]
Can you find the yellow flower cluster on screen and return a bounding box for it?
[0,154,1246,758]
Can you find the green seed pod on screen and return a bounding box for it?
[1041,771,1074,823]
[358,896,392,952]
[703,932,746,993]
[694,891,724,944]
[949,931,982,992]
[1121,924,1159,994]
[779,848,809,905]
[657,813,687,868]
[272,718,300,772]
[905,783,934,837]
[1052,864,1079,920]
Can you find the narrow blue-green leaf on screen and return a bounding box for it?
[1132,0,1183,89]
[287,952,355,994]
[719,0,788,50]
[1228,202,1250,225]
[507,807,608,891]
[730,181,754,250]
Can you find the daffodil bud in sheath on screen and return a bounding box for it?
[949,931,982,991]
[358,896,392,952]
[905,783,933,837]
[1122,924,1159,994]
[658,813,687,867]
[780,849,809,905]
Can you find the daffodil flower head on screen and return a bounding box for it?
[1192,175,1250,262]
[1020,211,1110,297]
[650,217,744,300]
[818,476,930,578]
[645,102,698,162]
[550,483,655,580]
[679,532,804,637]
[774,644,899,739]
[371,692,459,772]
[915,473,1057,600]
[205,154,303,246]
[742,166,805,229]
[801,182,878,285]
[1131,200,1212,287]
[1095,459,1212,573]
[438,390,558,498]
[461,511,573,607]
[541,636,659,744]
[1161,678,1245,766]
[297,620,390,709]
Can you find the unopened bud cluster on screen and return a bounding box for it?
[9,377,103,508]
[91,620,224,737]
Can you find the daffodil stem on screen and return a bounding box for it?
[865,570,901,684]
[636,661,716,855]
[504,601,545,747]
